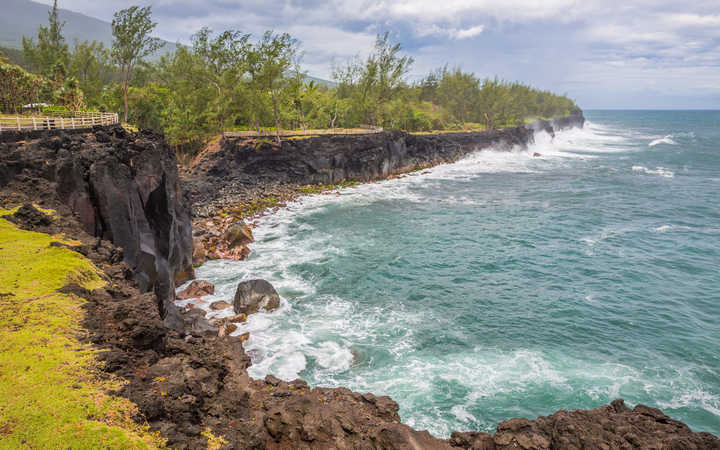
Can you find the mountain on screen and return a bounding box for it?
[0,0,176,54]
[304,74,337,88]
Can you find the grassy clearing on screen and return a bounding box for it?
[0,208,164,449]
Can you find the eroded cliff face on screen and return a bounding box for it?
[185,112,585,218]
[0,126,193,322]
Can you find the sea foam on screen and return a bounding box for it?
[649,135,677,147]
[632,165,674,178]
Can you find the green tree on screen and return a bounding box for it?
[333,33,413,127]
[21,0,69,78]
[247,31,297,142]
[437,67,480,128]
[0,61,45,113]
[191,27,250,131]
[111,5,163,122]
[68,40,112,107]
[371,32,413,125]
[55,77,85,110]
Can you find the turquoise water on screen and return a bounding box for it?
[190,111,720,437]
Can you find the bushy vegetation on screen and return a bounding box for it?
[5,1,579,152]
[0,59,44,113]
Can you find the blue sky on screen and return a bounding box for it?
[38,0,720,109]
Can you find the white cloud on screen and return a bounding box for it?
[31,0,720,107]
[660,13,720,28]
[354,0,586,22]
[454,25,485,39]
[416,24,484,40]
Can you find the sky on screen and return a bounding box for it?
[36,0,720,109]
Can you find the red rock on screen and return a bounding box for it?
[176,280,214,299]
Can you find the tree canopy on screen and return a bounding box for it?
[11,3,579,152]
[111,6,163,122]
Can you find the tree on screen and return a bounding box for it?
[247,31,297,142]
[0,61,45,113]
[22,0,69,78]
[111,6,163,122]
[437,67,480,128]
[371,33,413,125]
[55,77,85,110]
[191,27,250,131]
[333,33,413,127]
[68,40,112,107]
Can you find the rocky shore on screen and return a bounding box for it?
[1,122,719,448]
[183,112,583,266]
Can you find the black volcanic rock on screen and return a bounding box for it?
[233,279,281,315]
[0,125,193,324]
[184,113,585,218]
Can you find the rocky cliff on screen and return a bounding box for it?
[0,125,193,325]
[185,112,584,218]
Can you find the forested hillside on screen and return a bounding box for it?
[2,1,579,153]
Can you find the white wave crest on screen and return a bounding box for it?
[632,165,674,178]
[658,390,720,417]
[651,225,692,233]
[648,135,677,147]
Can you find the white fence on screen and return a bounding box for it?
[0,112,119,132]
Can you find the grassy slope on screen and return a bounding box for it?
[0,207,164,449]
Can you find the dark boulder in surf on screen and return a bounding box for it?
[233,279,281,315]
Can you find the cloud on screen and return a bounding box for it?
[417,24,484,40]
[351,0,587,22]
[453,25,485,39]
[32,0,720,108]
[660,13,720,28]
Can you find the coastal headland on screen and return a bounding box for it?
[1,116,719,448]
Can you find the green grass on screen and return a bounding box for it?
[298,180,360,195]
[223,197,283,219]
[0,208,165,449]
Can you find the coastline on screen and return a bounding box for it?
[184,112,585,265]
[2,119,719,448]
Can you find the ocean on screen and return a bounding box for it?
[184,110,720,437]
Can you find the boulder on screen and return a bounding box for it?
[232,279,280,315]
[192,236,207,267]
[209,300,232,311]
[7,203,52,230]
[213,314,247,328]
[177,280,214,300]
[222,223,253,249]
[185,315,218,337]
[217,323,238,337]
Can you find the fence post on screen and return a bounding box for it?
[17,116,21,130]
[71,117,75,129]
[33,118,37,130]
[61,117,64,129]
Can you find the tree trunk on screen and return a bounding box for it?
[271,91,281,144]
[300,104,306,132]
[214,83,223,132]
[122,80,129,123]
